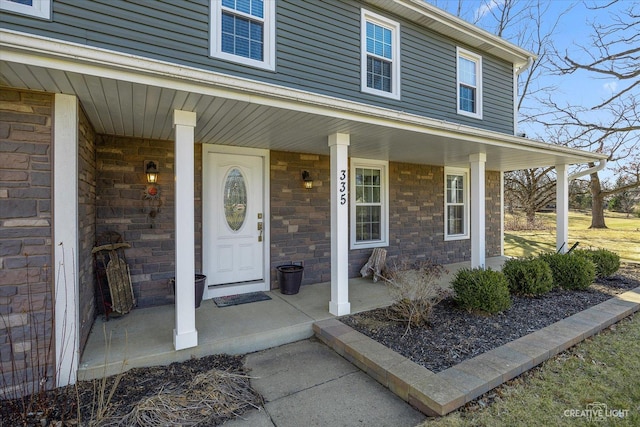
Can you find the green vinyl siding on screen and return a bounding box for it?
[1,0,514,134]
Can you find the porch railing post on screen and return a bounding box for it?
[328,133,351,316]
[173,110,198,350]
[470,153,486,268]
[556,163,569,253]
[53,93,80,387]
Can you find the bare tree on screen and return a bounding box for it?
[538,0,640,228]
[430,1,639,227]
[569,178,592,210]
[428,1,570,222]
[504,167,556,224]
[479,0,569,222]
[608,176,639,217]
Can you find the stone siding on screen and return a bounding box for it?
[77,107,96,353]
[270,151,503,288]
[0,88,54,397]
[486,170,503,258]
[270,151,332,286]
[95,135,202,308]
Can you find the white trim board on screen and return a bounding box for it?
[0,29,606,166]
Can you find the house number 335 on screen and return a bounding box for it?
[339,170,347,205]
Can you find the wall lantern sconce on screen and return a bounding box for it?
[145,161,159,184]
[143,160,162,226]
[302,170,313,189]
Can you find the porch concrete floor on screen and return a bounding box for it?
[78,257,506,380]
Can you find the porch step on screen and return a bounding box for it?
[78,295,318,381]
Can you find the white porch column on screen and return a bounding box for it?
[470,153,486,268]
[328,133,351,316]
[173,110,198,350]
[500,171,505,256]
[556,164,569,253]
[53,94,79,386]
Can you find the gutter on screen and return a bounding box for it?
[568,159,608,180]
[2,30,605,166]
[516,57,534,76]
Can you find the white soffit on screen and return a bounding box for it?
[0,31,601,172]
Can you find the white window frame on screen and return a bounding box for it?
[210,0,276,71]
[0,0,50,19]
[456,47,483,119]
[350,158,389,249]
[444,167,470,241]
[360,8,400,100]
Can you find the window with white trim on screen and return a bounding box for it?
[210,0,275,70]
[351,159,389,249]
[0,0,50,19]
[361,9,400,99]
[456,47,482,119]
[444,167,469,240]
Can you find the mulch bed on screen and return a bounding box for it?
[1,354,262,426]
[3,264,638,426]
[341,263,640,374]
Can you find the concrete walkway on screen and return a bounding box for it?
[223,339,426,426]
[222,285,640,425]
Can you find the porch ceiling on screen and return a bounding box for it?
[1,51,605,172]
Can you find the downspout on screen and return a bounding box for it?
[514,57,534,135]
[516,57,534,77]
[568,159,607,180]
[556,159,607,254]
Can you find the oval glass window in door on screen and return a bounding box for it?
[223,168,247,231]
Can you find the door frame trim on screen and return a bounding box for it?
[202,144,270,298]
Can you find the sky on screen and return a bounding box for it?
[426,0,637,180]
[427,0,624,121]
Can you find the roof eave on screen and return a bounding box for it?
[364,0,536,67]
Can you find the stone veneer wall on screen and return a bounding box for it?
[269,151,502,287]
[0,88,54,396]
[77,107,96,353]
[270,151,332,286]
[485,170,502,258]
[95,135,202,308]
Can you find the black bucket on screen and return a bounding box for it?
[276,265,304,295]
[195,274,206,308]
[171,274,206,308]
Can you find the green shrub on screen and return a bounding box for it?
[452,267,511,314]
[574,249,621,278]
[502,257,553,296]
[538,252,595,290]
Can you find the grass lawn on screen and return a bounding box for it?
[504,211,640,262]
[418,313,640,426]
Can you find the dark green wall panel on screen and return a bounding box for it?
[1,0,514,133]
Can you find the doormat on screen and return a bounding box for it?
[213,291,272,307]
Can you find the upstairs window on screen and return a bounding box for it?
[361,9,400,100]
[444,167,469,240]
[351,159,389,249]
[210,0,275,70]
[0,0,50,19]
[457,47,482,119]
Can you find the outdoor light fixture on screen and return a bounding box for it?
[143,160,161,226]
[145,161,158,184]
[302,170,313,189]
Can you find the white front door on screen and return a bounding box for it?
[203,146,269,297]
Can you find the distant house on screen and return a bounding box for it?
[0,0,605,393]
